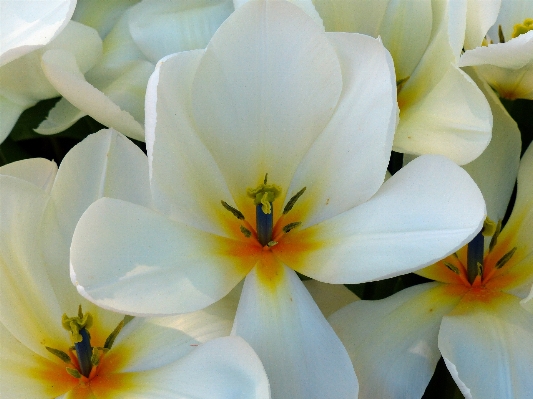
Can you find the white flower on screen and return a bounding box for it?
[460,0,533,100]
[36,0,235,141]
[70,2,486,398]
[0,129,270,398]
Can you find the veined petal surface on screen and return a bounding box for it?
[286,32,396,227]
[232,264,358,399]
[70,198,252,315]
[0,0,76,66]
[439,291,533,399]
[329,282,466,399]
[146,50,236,236]
[191,0,342,213]
[278,155,486,283]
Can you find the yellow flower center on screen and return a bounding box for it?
[512,18,533,39]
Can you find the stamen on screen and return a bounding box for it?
[495,247,517,269]
[467,231,484,284]
[512,18,533,38]
[282,221,301,234]
[267,241,278,247]
[45,347,72,364]
[488,220,502,252]
[240,225,252,238]
[498,24,505,43]
[221,201,245,220]
[482,217,497,237]
[103,315,131,350]
[62,306,94,377]
[283,187,306,215]
[396,76,410,94]
[444,262,460,274]
[66,367,82,379]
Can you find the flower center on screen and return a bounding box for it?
[221,173,306,247]
[442,218,517,288]
[46,305,130,381]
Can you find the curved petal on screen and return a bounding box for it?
[395,64,492,165]
[487,0,533,40]
[286,32,397,227]
[276,154,486,283]
[70,198,253,315]
[236,0,323,28]
[232,265,358,399]
[72,0,140,38]
[461,67,521,222]
[474,60,533,100]
[128,0,234,63]
[119,337,270,399]
[303,280,358,318]
[41,49,145,141]
[0,0,76,67]
[0,176,66,358]
[0,323,76,398]
[191,0,342,212]
[146,50,236,236]
[329,282,465,399]
[439,291,533,399]
[41,129,151,312]
[464,0,501,49]
[0,158,57,193]
[35,98,86,135]
[520,285,533,314]
[0,95,26,143]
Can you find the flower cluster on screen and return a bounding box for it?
[1,1,532,398]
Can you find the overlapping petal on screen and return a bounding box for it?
[464,0,501,50]
[329,283,466,399]
[302,280,358,318]
[286,32,397,227]
[277,155,486,283]
[0,158,57,193]
[439,291,533,399]
[0,0,76,66]
[191,0,342,213]
[232,265,357,399]
[71,198,253,315]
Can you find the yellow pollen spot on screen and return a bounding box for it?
[512,18,533,38]
[62,305,93,344]
[247,174,281,214]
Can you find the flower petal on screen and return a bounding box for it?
[0,176,66,358]
[72,0,140,38]
[120,337,270,399]
[127,0,234,63]
[286,32,397,227]
[35,98,87,135]
[303,280,358,318]
[232,265,358,399]
[394,64,492,165]
[41,49,145,141]
[191,0,342,210]
[461,67,521,222]
[146,49,236,236]
[464,0,501,49]
[41,129,152,314]
[439,291,533,399]
[0,158,57,193]
[278,154,486,283]
[0,323,76,397]
[111,285,240,373]
[329,282,465,399]
[0,0,76,66]
[0,96,26,143]
[70,197,253,315]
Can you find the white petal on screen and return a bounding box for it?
[72,0,139,38]
[191,0,342,210]
[0,158,57,193]
[439,291,533,399]
[394,64,492,165]
[520,285,533,314]
[232,265,358,399]
[461,67,521,222]
[487,0,533,41]
[0,323,75,397]
[460,31,533,69]
[41,129,151,310]
[286,32,397,227]
[146,50,235,236]
[112,287,239,373]
[0,96,26,143]
[0,0,76,66]
[329,282,463,399]
[41,49,145,141]
[302,280,358,318]
[71,197,251,315]
[128,0,234,63]
[127,337,270,399]
[279,154,485,283]
[35,97,86,135]
[0,176,66,358]
[464,0,501,49]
